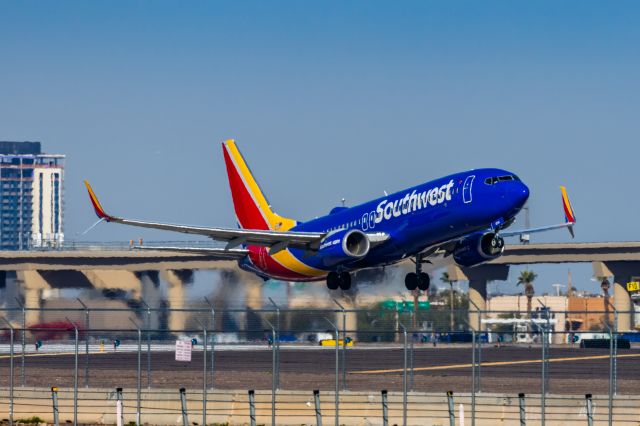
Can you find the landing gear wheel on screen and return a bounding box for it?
[490,235,504,251]
[405,272,418,290]
[327,271,340,290]
[338,272,352,290]
[417,272,430,291]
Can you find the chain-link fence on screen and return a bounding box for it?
[0,306,639,425]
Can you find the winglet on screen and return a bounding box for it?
[84,180,113,221]
[560,186,575,238]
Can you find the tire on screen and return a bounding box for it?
[339,272,352,290]
[327,271,340,290]
[418,272,430,291]
[405,272,418,290]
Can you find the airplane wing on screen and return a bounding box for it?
[84,181,325,253]
[133,246,249,259]
[501,186,576,238]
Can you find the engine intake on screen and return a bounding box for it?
[453,231,504,268]
[317,229,370,267]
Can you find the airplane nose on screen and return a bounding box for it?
[516,182,530,207]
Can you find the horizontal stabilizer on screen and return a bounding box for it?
[501,186,576,239]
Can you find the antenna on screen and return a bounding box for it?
[567,269,573,297]
[383,190,388,196]
[341,198,346,207]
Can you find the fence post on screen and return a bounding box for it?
[324,317,340,426]
[471,330,476,426]
[585,394,593,426]
[15,298,26,388]
[537,299,550,426]
[381,389,388,426]
[447,391,455,426]
[179,387,189,426]
[333,299,347,390]
[140,299,152,389]
[518,393,525,426]
[77,298,90,388]
[264,317,277,426]
[248,390,256,426]
[604,321,614,426]
[204,296,215,388]
[51,387,59,426]
[129,318,142,426]
[399,322,408,426]
[467,298,483,393]
[540,328,546,426]
[65,317,79,426]
[313,390,323,426]
[116,387,124,426]
[268,297,281,390]
[195,319,208,426]
[1,317,14,426]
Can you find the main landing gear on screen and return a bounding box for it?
[327,271,351,290]
[405,255,430,291]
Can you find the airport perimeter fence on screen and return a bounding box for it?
[0,305,639,425]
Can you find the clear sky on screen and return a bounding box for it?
[1,1,639,295]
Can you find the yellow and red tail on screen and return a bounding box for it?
[222,140,297,231]
[560,186,576,224]
[560,185,576,238]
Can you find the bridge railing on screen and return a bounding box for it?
[25,240,227,251]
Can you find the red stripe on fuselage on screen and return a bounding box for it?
[247,246,320,281]
[222,146,269,230]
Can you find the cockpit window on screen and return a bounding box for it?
[485,175,519,185]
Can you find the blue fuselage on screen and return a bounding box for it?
[290,168,529,272]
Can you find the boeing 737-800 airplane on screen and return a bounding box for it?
[85,140,576,291]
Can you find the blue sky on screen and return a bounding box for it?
[1,1,639,295]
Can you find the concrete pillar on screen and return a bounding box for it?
[83,270,143,299]
[334,296,358,338]
[138,271,162,330]
[161,270,193,332]
[239,271,264,310]
[17,270,50,325]
[457,264,510,331]
[597,262,636,331]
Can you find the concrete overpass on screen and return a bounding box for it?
[442,242,640,332]
[1,242,639,330]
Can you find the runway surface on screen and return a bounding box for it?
[1,344,638,394]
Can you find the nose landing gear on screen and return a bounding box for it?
[327,271,352,290]
[405,254,430,291]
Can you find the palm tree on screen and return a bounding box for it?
[517,270,537,317]
[441,272,456,331]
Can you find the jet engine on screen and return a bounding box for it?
[452,231,504,267]
[317,229,370,267]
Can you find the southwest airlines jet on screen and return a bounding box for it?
[85,140,576,291]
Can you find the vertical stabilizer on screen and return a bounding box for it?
[222,140,297,231]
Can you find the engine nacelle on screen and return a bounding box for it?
[317,229,370,268]
[453,231,504,268]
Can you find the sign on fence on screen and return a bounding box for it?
[175,340,192,362]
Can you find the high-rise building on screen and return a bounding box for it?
[0,141,64,250]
